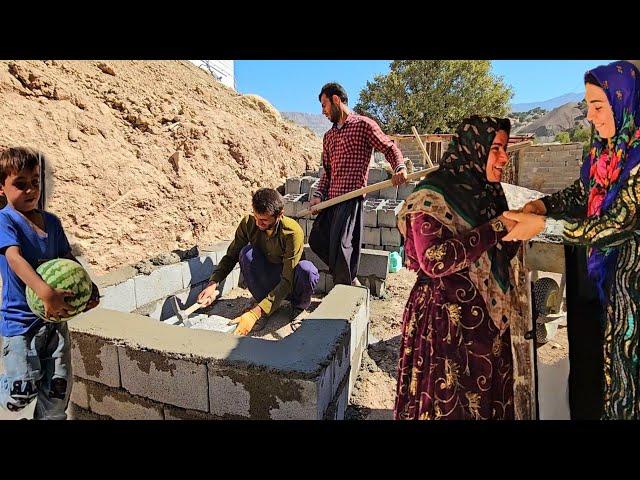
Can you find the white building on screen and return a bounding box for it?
[189,60,235,90]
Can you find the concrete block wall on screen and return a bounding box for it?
[67,284,369,420]
[516,143,583,194]
[96,242,239,317]
[283,172,406,268]
[389,135,449,167]
[305,245,389,298]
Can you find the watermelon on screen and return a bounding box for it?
[26,258,93,323]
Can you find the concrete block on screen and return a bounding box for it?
[133,263,183,308]
[283,195,297,217]
[363,227,381,246]
[68,402,111,420]
[283,193,308,218]
[70,332,121,388]
[379,186,398,200]
[366,189,380,199]
[164,406,221,420]
[70,376,89,409]
[381,227,402,247]
[309,180,319,200]
[367,167,389,185]
[363,200,383,227]
[118,346,209,412]
[381,181,401,198]
[84,379,164,420]
[285,177,302,195]
[378,200,404,228]
[268,380,317,420]
[299,202,316,220]
[358,249,390,279]
[208,367,317,420]
[322,366,350,420]
[100,279,136,313]
[312,284,369,402]
[182,253,217,287]
[306,218,317,236]
[315,337,350,418]
[300,176,316,195]
[397,181,418,200]
[304,245,328,271]
[297,218,308,238]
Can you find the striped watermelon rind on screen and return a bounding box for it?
[25,258,93,323]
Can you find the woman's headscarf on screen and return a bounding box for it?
[579,61,640,302]
[410,115,513,291]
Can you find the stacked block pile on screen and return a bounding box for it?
[283,166,417,260]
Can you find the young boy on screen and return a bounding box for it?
[0,147,99,420]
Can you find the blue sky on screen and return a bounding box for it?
[235,60,614,113]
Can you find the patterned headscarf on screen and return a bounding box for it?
[579,61,640,301]
[412,115,513,290]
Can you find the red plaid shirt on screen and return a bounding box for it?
[314,113,405,201]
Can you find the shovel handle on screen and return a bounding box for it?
[184,301,204,317]
[184,289,219,316]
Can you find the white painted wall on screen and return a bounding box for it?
[190,60,235,90]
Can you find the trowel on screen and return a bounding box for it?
[169,290,218,327]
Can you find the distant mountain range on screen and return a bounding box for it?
[515,102,589,138]
[282,112,332,137]
[283,91,590,142]
[511,92,584,113]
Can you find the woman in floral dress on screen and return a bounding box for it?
[394,116,520,420]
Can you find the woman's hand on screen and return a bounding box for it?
[522,199,547,215]
[501,211,546,241]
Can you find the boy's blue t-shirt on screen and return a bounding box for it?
[0,205,71,337]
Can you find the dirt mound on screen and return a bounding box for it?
[0,61,322,274]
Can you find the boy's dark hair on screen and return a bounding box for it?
[252,188,284,217]
[319,83,348,104]
[0,147,42,184]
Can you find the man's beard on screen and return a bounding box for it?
[330,103,342,124]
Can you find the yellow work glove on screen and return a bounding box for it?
[229,305,263,336]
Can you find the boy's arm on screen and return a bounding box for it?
[4,246,74,319]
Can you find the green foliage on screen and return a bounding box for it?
[354,61,513,134]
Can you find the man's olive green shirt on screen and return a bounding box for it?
[209,215,304,316]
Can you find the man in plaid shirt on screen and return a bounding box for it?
[309,82,407,286]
